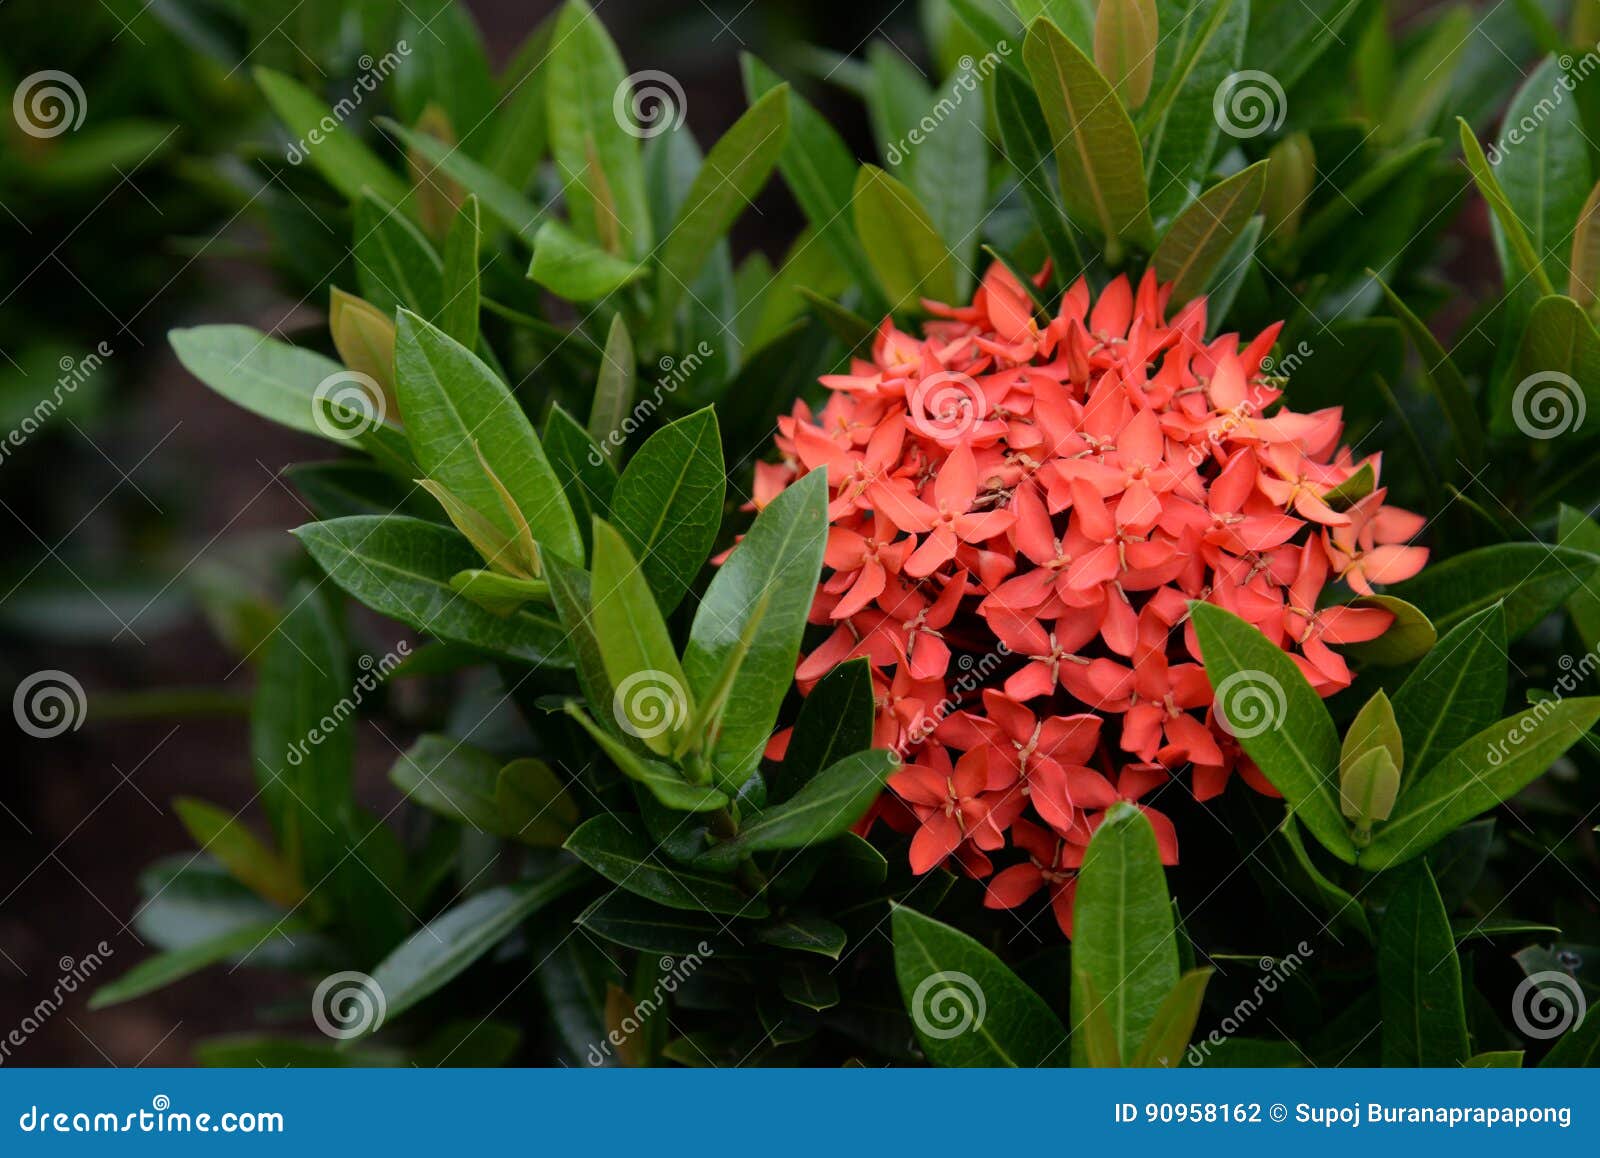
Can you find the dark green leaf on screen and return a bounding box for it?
[1388,543,1600,640]
[565,814,765,916]
[611,407,724,615]
[1391,603,1507,779]
[1378,860,1469,1065]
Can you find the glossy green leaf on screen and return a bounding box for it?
[575,892,729,955]
[993,66,1082,273]
[892,905,1067,1067]
[527,219,647,300]
[354,191,443,317]
[1458,119,1554,296]
[389,734,577,845]
[439,195,480,349]
[544,403,618,553]
[1388,543,1600,640]
[588,314,635,444]
[772,658,875,803]
[563,702,729,812]
[294,515,569,665]
[1023,16,1153,259]
[755,915,848,958]
[1378,860,1469,1066]
[611,407,724,615]
[1071,803,1180,1065]
[1362,696,1600,867]
[566,814,765,917]
[1499,294,1600,439]
[1496,56,1592,287]
[171,326,350,443]
[368,868,584,1030]
[655,86,789,329]
[852,164,958,309]
[682,470,829,791]
[1190,602,1354,862]
[1391,603,1507,779]
[546,0,651,255]
[1129,968,1213,1068]
[255,68,410,207]
[1558,504,1600,649]
[698,749,899,867]
[1337,596,1436,666]
[395,309,582,564]
[1152,161,1266,301]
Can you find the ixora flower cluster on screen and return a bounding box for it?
[760,264,1428,936]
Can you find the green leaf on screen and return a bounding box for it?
[544,403,618,553]
[546,0,652,255]
[1152,161,1266,301]
[1380,5,1471,144]
[1070,802,1180,1065]
[698,749,899,867]
[892,905,1067,1067]
[590,519,692,756]
[852,165,958,308]
[1495,56,1592,288]
[1558,504,1600,649]
[565,814,766,917]
[527,219,648,300]
[1279,817,1373,942]
[1023,15,1153,260]
[395,310,582,564]
[1377,277,1484,467]
[1387,543,1600,640]
[682,470,829,791]
[575,892,728,955]
[368,869,584,1030]
[389,735,577,845]
[449,568,549,615]
[354,191,443,317]
[484,14,555,190]
[1141,0,1247,223]
[1569,181,1600,315]
[89,919,305,1009]
[1245,0,1364,90]
[907,74,987,286]
[439,195,481,349]
[1391,603,1507,779]
[1190,602,1354,862]
[654,86,790,329]
[1361,697,1600,868]
[772,658,875,803]
[294,515,569,664]
[741,55,879,303]
[1458,118,1554,296]
[1498,294,1600,439]
[173,798,303,909]
[588,314,636,444]
[170,326,349,443]
[255,68,410,207]
[1466,1050,1526,1067]
[755,915,847,958]
[611,407,724,615]
[1541,1005,1600,1066]
[563,702,729,812]
[1378,860,1469,1066]
[1129,968,1213,1068]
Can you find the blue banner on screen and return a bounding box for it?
[0,1069,1592,1154]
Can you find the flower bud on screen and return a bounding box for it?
[1339,690,1403,835]
[328,287,399,418]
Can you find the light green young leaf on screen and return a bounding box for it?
[852,165,958,309]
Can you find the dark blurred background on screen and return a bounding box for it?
[0,0,1480,1065]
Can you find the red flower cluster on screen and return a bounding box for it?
[760,264,1426,936]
